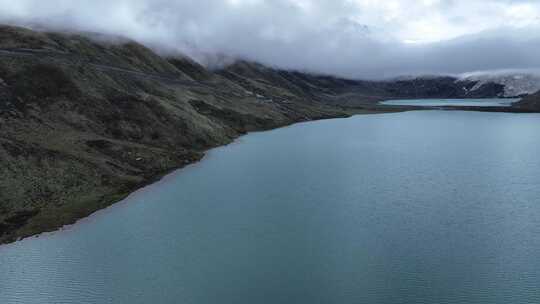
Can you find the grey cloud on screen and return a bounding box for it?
[0,0,539,79]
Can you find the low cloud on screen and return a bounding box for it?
[1,0,540,79]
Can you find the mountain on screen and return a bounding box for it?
[0,25,531,244]
[217,65,508,107]
[461,73,540,97]
[371,76,505,100]
[1,25,383,244]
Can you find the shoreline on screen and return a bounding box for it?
[2,103,537,247]
[0,108,399,246]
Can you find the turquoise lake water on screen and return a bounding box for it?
[381,98,519,107]
[1,109,540,303]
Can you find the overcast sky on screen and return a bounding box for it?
[1,0,540,79]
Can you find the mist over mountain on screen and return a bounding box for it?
[0,13,538,246]
[1,0,540,79]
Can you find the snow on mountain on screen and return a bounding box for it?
[460,70,540,97]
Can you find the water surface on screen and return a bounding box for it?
[381,98,519,107]
[1,110,540,304]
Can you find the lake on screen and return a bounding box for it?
[381,98,520,107]
[1,109,540,304]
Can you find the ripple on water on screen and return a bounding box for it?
[1,110,540,304]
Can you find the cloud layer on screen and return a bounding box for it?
[1,0,540,79]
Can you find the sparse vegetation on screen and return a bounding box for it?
[1,25,534,244]
[0,25,352,244]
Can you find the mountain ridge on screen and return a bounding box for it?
[0,25,360,244]
[0,24,537,244]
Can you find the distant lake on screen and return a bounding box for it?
[381,98,520,107]
[1,109,540,304]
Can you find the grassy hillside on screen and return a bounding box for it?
[0,25,357,244]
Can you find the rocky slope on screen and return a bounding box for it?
[0,25,361,244]
[515,90,540,111]
[0,25,523,244]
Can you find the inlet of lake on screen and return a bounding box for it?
[1,107,540,304]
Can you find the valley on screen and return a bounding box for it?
[0,24,538,244]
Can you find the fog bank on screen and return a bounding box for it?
[1,0,540,79]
